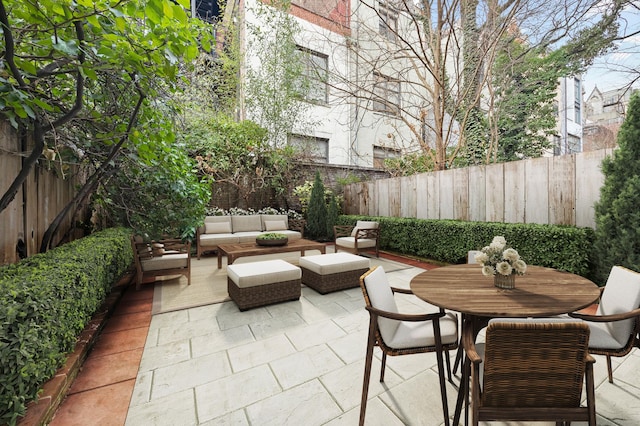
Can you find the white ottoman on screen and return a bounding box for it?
[227,259,301,310]
[299,253,370,294]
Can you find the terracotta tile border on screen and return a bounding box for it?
[18,273,134,426]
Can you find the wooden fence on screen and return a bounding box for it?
[342,148,614,229]
[0,122,86,265]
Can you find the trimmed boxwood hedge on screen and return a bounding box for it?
[0,228,133,425]
[337,215,596,279]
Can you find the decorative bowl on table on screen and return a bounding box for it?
[256,233,289,246]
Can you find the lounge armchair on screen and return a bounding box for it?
[130,235,191,290]
[334,220,380,257]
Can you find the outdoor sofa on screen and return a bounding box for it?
[196,214,304,259]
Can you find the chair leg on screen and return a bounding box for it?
[453,344,463,375]
[433,321,450,426]
[379,351,387,382]
[606,355,614,383]
[444,349,453,383]
[360,318,377,426]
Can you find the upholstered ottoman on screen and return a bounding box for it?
[299,253,370,294]
[227,259,301,311]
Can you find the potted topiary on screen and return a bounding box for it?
[256,233,289,246]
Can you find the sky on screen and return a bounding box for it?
[582,4,640,97]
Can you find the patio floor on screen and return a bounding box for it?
[49,249,640,425]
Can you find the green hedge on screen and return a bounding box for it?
[337,215,595,279]
[0,228,133,425]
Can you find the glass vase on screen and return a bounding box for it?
[494,273,516,289]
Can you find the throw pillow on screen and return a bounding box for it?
[205,222,232,234]
[264,220,287,231]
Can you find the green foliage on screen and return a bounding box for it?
[306,172,328,240]
[337,215,595,278]
[243,0,319,147]
[90,106,211,241]
[593,92,640,283]
[183,114,297,205]
[326,193,339,239]
[0,228,132,425]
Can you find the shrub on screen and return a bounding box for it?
[305,171,328,240]
[337,215,595,278]
[0,228,132,425]
[593,92,640,283]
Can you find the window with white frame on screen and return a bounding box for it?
[379,4,398,42]
[288,134,329,163]
[373,72,400,114]
[295,46,328,104]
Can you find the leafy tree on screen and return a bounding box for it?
[0,0,213,250]
[184,114,297,207]
[243,0,319,147]
[305,171,328,241]
[593,92,640,283]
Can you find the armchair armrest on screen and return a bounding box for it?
[569,307,640,323]
[365,305,446,322]
[334,225,354,239]
[462,325,482,364]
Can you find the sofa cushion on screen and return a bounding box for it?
[231,215,263,232]
[200,216,232,233]
[235,231,264,243]
[199,233,239,247]
[264,220,287,231]
[261,214,289,231]
[141,253,188,271]
[205,222,232,234]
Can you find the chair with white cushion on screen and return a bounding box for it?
[569,265,640,383]
[334,220,380,257]
[358,266,458,426]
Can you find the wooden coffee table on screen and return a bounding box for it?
[217,238,326,269]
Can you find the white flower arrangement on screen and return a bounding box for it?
[475,236,527,277]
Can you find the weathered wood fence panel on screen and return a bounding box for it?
[343,148,614,229]
[1,122,86,264]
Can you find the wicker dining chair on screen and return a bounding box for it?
[569,265,640,383]
[359,266,458,426]
[463,318,596,426]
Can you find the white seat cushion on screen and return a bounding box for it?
[141,253,188,272]
[335,236,376,249]
[299,253,370,275]
[595,266,640,346]
[227,259,301,288]
[363,266,457,349]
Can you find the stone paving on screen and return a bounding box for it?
[125,265,640,426]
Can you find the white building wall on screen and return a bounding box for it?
[241,0,430,167]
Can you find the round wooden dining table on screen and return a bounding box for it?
[410,263,601,425]
[410,263,600,318]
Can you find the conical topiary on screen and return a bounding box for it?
[593,91,640,284]
[306,171,328,240]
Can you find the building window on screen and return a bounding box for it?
[379,4,398,42]
[567,134,581,154]
[295,46,328,104]
[373,145,400,168]
[192,0,220,23]
[373,72,400,115]
[574,78,581,123]
[288,135,329,163]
